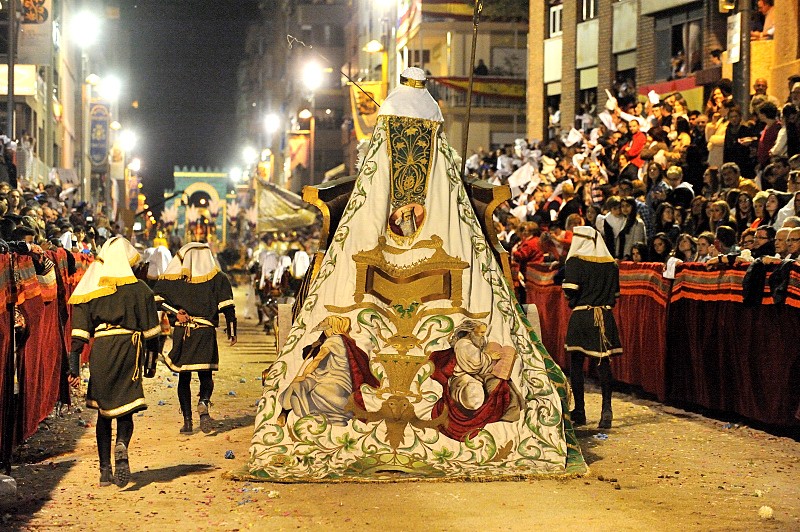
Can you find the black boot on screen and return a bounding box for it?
[178,372,193,434]
[570,409,587,426]
[180,416,193,434]
[198,400,212,434]
[598,359,613,429]
[99,466,114,487]
[114,442,130,488]
[569,353,586,426]
[598,408,613,429]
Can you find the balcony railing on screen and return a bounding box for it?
[17,154,52,186]
[427,77,526,110]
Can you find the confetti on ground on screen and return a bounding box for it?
[758,506,774,519]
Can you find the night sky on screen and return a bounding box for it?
[119,0,261,206]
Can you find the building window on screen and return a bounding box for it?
[549,2,563,38]
[546,93,561,139]
[409,49,430,66]
[654,8,704,81]
[614,67,638,109]
[576,88,597,133]
[581,0,598,21]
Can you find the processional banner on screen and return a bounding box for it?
[349,81,384,141]
[18,0,53,66]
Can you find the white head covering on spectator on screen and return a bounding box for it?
[272,255,292,286]
[161,242,220,283]
[377,67,444,122]
[290,250,310,279]
[147,245,173,280]
[141,247,154,265]
[567,226,614,263]
[69,236,140,304]
[258,249,279,289]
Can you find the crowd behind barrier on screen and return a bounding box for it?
[525,260,800,428]
[0,249,92,458]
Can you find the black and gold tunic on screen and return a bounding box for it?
[562,257,623,358]
[154,273,235,372]
[71,281,161,417]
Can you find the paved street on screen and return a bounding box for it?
[2,287,799,531]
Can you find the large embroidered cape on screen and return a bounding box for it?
[249,114,586,480]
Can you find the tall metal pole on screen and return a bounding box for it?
[460,0,483,179]
[6,0,16,138]
[309,115,315,186]
[81,56,90,202]
[734,2,751,119]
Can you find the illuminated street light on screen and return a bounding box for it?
[128,158,141,172]
[98,75,121,102]
[229,167,243,183]
[298,108,312,120]
[120,130,137,152]
[302,62,323,91]
[363,39,384,54]
[264,113,280,134]
[110,120,122,131]
[73,11,101,49]
[363,39,389,90]
[243,146,258,165]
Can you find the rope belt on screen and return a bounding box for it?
[173,317,214,341]
[95,324,144,381]
[572,305,613,352]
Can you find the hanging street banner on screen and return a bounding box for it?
[287,132,309,173]
[18,0,53,66]
[431,76,526,100]
[89,101,110,170]
[349,81,385,141]
[396,0,422,49]
[0,65,39,96]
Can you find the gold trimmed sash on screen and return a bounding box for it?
[95,325,144,381]
[174,316,214,340]
[572,305,613,353]
[72,328,91,340]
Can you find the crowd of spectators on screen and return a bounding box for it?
[469,76,800,294]
[0,131,128,292]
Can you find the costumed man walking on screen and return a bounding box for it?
[67,237,161,487]
[563,225,623,429]
[154,242,237,434]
